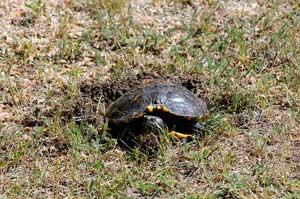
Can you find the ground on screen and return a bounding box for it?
[0,0,300,198]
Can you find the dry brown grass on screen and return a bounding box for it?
[1,0,300,198]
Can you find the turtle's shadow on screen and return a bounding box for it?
[108,122,161,156]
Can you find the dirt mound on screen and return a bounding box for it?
[79,72,206,106]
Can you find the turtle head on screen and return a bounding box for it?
[142,115,166,134]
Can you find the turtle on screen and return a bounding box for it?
[105,82,208,142]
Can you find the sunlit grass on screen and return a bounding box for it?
[0,0,299,198]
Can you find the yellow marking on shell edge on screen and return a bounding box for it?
[161,106,169,113]
[146,105,154,113]
[197,113,209,121]
[185,116,194,121]
[147,105,170,113]
[157,105,162,110]
[169,131,192,139]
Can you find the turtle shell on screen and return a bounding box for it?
[106,82,208,125]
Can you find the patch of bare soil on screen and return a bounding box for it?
[0,104,12,124]
[79,72,206,106]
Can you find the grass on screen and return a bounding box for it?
[1,0,300,198]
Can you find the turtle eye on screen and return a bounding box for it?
[150,117,159,123]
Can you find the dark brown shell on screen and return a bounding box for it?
[106,82,208,124]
